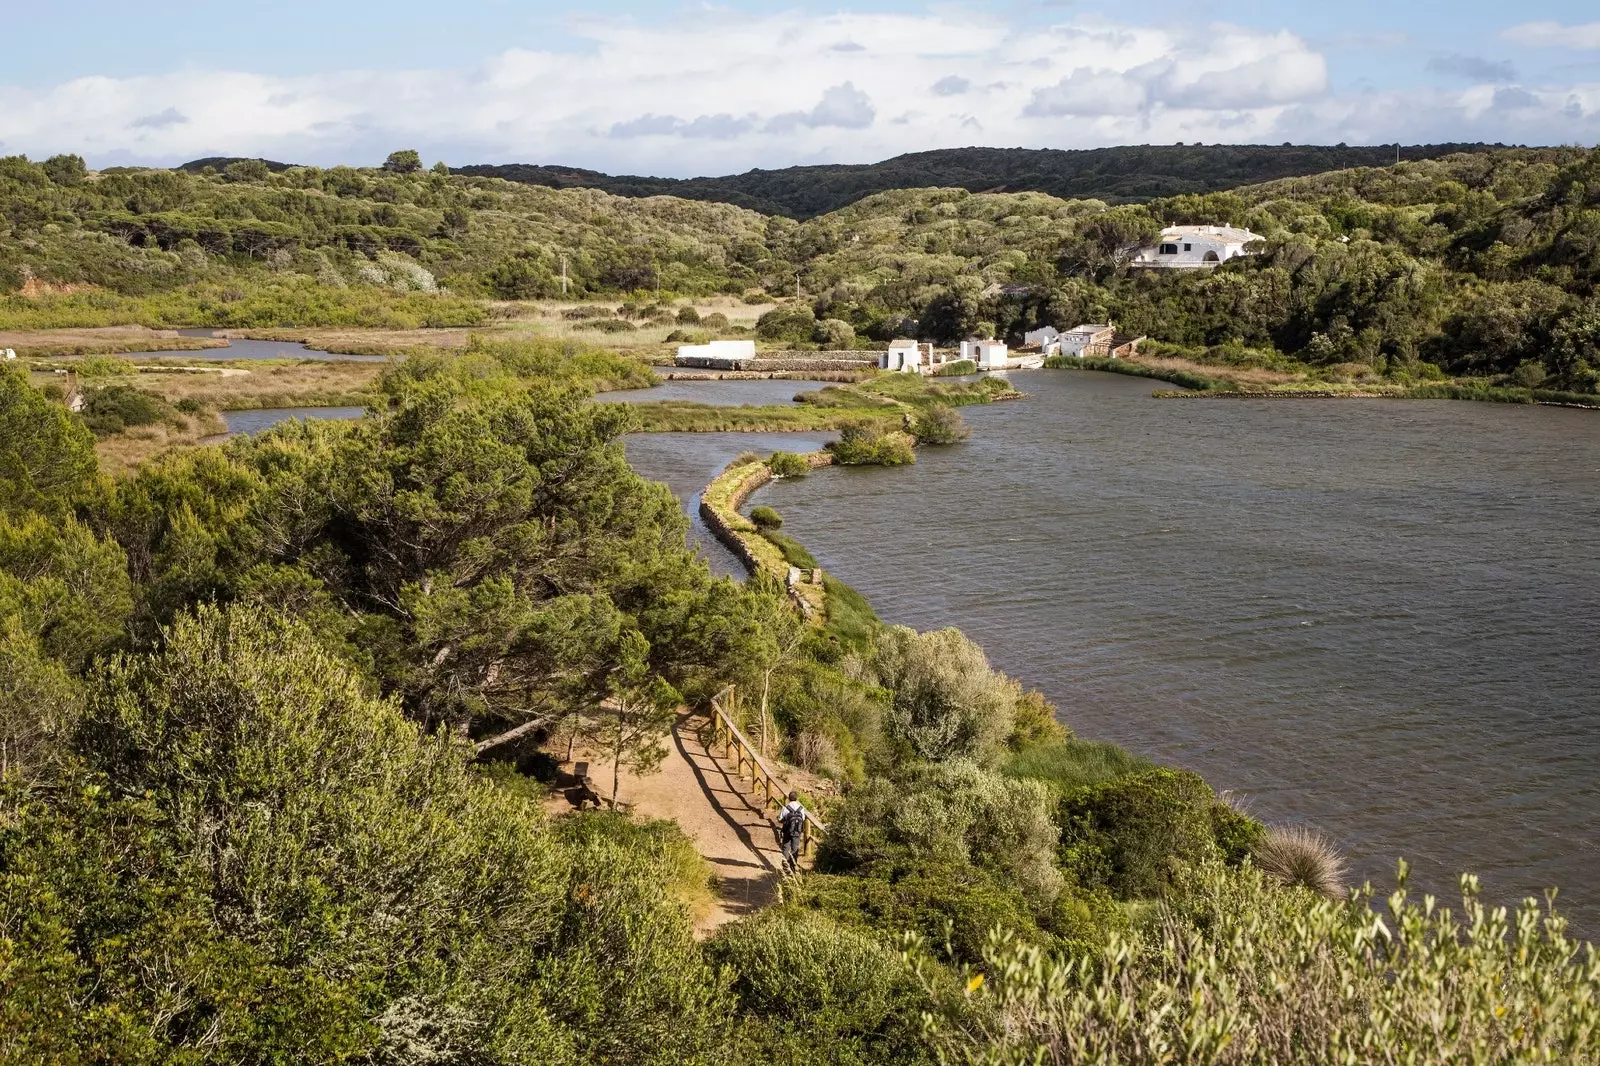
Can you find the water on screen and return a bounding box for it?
[624,431,832,577]
[134,330,390,362]
[600,377,832,406]
[222,406,366,435]
[633,370,1600,932]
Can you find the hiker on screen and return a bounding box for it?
[776,790,808,874]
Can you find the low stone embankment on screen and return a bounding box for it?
[751,352,879,372]
[699,451,832,619]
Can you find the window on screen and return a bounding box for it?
[1203,250,1220,263]
[1159,243,1178,255]
[1183,243,1192,251]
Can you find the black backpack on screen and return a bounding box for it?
[780,805,806,842]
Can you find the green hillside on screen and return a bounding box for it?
[4,145,1600,392]
[457,143,1503,219]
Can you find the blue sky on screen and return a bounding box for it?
[3,2,1598,173]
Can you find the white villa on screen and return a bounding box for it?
[960,338,1009,370]
[675,339,756,369]
[1021,324,1115,358]
[1131,225,1261,269]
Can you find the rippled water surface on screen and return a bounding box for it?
[222,406,365,435]
[600,377,832,406]
[631,370,1600,931]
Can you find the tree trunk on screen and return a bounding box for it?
[760,667,773,757]
[611,712,624,808]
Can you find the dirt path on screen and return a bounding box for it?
[568,712,786,936]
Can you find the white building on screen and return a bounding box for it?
[675,339,757,369]
[960,338,1009,370]
[882,338,923,373]
[1060,324,1116,357]
[1131,225,1261,269]
[1023,326,1061,354]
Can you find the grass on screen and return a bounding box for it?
[759,530,817,569]
[1253,825,1349,899]
[821,574,879,650]
[1004,739,1154,793]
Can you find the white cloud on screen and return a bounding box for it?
[0,10,1593,175]
[1502,21,1600,49]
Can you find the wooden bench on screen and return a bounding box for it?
[570,761,603,810]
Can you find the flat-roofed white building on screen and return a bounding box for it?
[882,338,922,373]
[1061,324,1116,357]
[1023,326,1061,354]
[961,338,1009,370]
[1132,225,1261,269]
[675,339,757,369]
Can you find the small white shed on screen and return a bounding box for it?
[882,338,923,373]
[1023,326,1060,354]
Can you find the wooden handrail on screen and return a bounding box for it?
[708,685,826,855]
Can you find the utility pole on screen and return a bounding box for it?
[795,272,801,299]
[560,254,568,296]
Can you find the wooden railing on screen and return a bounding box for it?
[708,685,826,856]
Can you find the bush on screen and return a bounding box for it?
[575,318,637,333]
[80,385,178,438]
[676,306,701,324]
[790,863,1051,968]
[702,312,730,330]
[710,909,933,1065]
[851,627,1017,765]
[815,317,857,348]
[820,759,1062,906]
[1057,767,1231,900]
[910,404,969,445]
[76,354,138,377]
[742,290,770,304]
[933,359,976,376]
[768,451,809,477]
[749,505,783,530]
[1253,825,1348,898]
[562,305,613,320]
[756,303,817,343]
[826,421,915,466]
[923,863,1600,1066]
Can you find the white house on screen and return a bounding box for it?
[675,339,757,369]
[1060,324,1116,357]
[1023,326,1061,354]
[961,338,1009,370]
[882,338,923,373]
[1,348,15,360]
[1131,225,1261,269]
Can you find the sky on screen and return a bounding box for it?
[3,1,1599,176]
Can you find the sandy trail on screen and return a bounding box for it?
[571,711,785,935]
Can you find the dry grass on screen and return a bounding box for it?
[1254,825,1349,899]
[121,362,382,411]
[0,325,226,357]
[92,414,228,475]
[1129,354,1303,387]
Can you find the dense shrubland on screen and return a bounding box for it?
[7,147,1600,392]
[2,273,1597,1059]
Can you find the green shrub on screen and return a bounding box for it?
[768,450,809,477]
[823,574,880,651]
[80,385,179,438]
[910,404,970,445]
[786,863,1051,967]
[0,367,98,520]
[815,317,857,348]
[852,627,1019,765]
[756,302,817,343]
[702,311,730,330]
[749,505,783,530]
[1057,767,1225,899]
[77,354,138,378]
[676,306,701,324]
[820,759,1062,906]
[1006,689,1070,749]
[933,359,976,376]
[575,317,637,333]
[710,909,933,1065]
[922,863,1600,1066]
[826,421,915,466]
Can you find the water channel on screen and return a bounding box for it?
[619,370,1600,933]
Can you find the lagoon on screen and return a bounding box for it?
[627,370,1600,933]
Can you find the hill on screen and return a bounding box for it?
[456,143,1503,219]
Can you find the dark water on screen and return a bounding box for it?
[632,370,1600,932]
[624,431,832,577]
[134,331,390,362]
[600,377,831,406]
[222,406,366,435]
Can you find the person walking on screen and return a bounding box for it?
[777,790,808,875]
